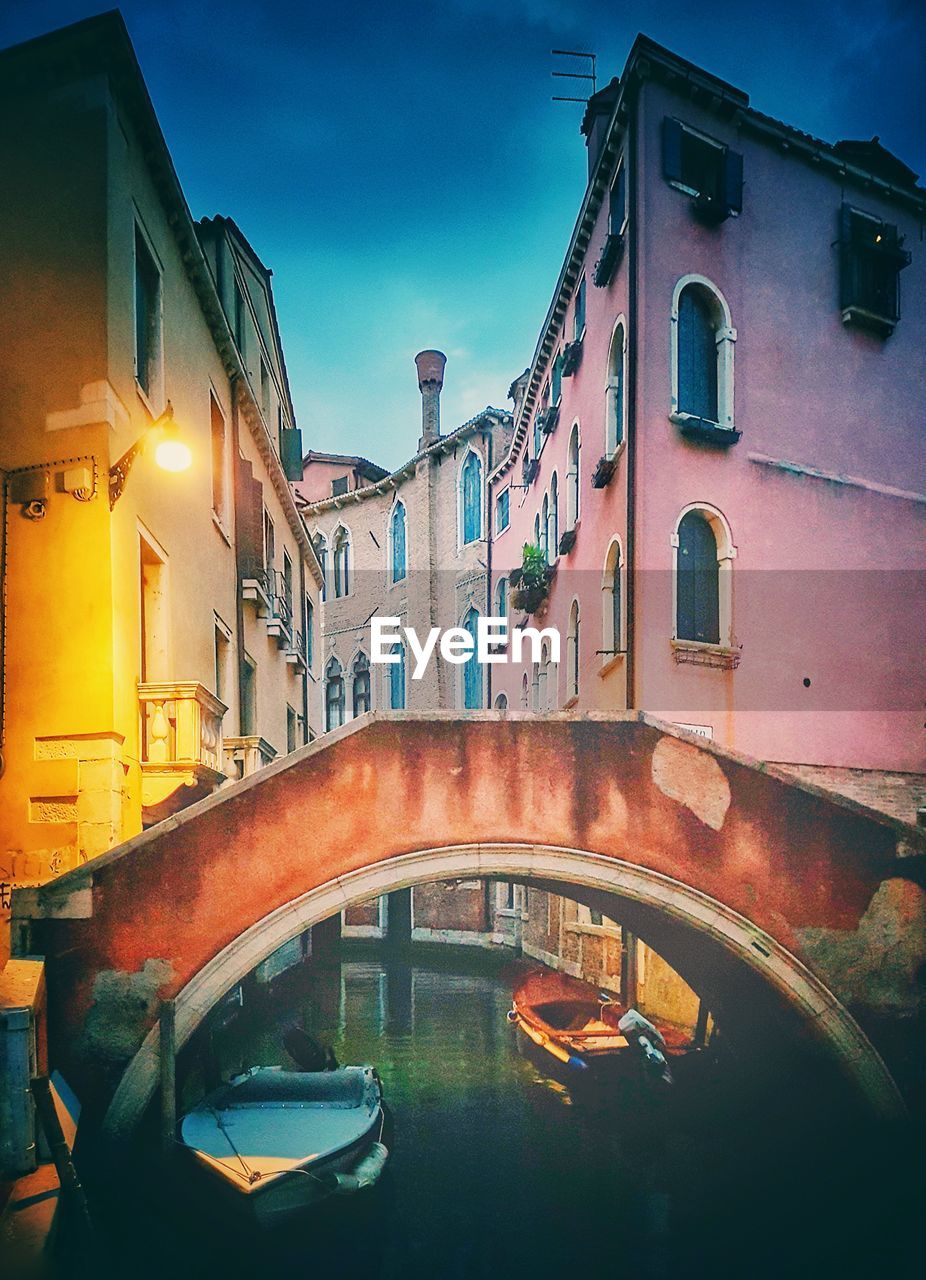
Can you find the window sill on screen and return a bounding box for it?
[671,638,741,670]
[598,651,626,678]
[670,412,740,446]
[562,694,579,709]
[135,380,162,420]
[841,305,897,338]
[564,921,622,938]
[212,510,232,547]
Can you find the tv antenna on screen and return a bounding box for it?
[551,49,597,104]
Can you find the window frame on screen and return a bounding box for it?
[605,317,628,458]
[670,503,737,656]
[459,448,484,547]
[600,537,626,668]
[389,499,408,585]
[133,220,164,409]
[670,275,737,437]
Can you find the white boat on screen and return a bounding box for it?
[179,1065,389,1227]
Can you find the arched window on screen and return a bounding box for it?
[495,576,508,619]
[313,533,328,602]
[521,673,530,709]
[390,502,407,584]
[352,652,371,717]
[332,527,350,598]
[602,539,623,658]
[494,692,508,710]
[606,321,626,454]
[388,641,406,709]
[530,662,540,711]
[566,424,580,530]
[540,493,549,561]
[671,277,735,432]
[462,606,482,709]
[538,640,551,710]
[567,599,580,699]
[548,473,559,558]
[533,513,541,549]
[461,451,483,545]
[325,657,345,731]
[675,511,720,643]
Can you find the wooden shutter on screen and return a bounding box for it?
[279,427,303,481]
[677,513,719,644]
[234,456,264,578]
[678,289,718,421]
[723,150,743,215]
[663,118,684,182]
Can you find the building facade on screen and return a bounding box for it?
[295,352,517,945]
[0,14,323,960]
[491,36,925,1026]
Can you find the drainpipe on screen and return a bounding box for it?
[230,376,248,737]
[298,555,309,741]
[485,422,494,708]
[625,86,640,712]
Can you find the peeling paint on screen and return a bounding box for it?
[651,736,731,831]
[797,879,926,1015]
[79,958,174,1063]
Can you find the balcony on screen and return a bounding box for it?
[241,564,274,614]
[223,735,277,779]
[537,405,559,436]
[286,629,306,670]
[265,577,293,647]
[561,339,583,377]
[138,681,228,818]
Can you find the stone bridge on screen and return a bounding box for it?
[14,713,926,1133]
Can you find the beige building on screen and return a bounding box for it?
[295,352,516,945]
[0,14,322,959]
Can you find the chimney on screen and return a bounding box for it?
[415,349,446,450]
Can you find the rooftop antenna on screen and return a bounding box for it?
[551,49,597,104]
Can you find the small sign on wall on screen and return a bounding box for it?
[675,722,714,740]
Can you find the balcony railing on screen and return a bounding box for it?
[223,735,277,779]
[138,681,228,815]
[286,628,306,669]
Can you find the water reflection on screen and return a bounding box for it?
[85,947,913,1280]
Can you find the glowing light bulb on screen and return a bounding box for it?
[155,437,192,472]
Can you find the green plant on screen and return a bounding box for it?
[509,543,550,614]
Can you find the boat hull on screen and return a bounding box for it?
[179,1066,390,1228]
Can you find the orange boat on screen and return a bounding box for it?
[507,968,690,1077]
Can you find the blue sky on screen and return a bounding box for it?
[2,1,923,470]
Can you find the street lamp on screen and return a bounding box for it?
[108,403,192,508]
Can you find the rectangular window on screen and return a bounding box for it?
[610,162,626,235]
[286,705,298,754]
[331,475,349,497]
[282,550,294,624]
[134,227,161,398]
[234,280,246,352]
[210,393,226,521]
[574,277,586,339]
[839,205,910,333]
[214,617,232,703]
[663,118,742,221]
[496,488,510,533]
[260,359,270,419]
[241,655,256,736]
[262,508,275,574]
[551,352,563,406]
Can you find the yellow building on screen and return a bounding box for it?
[0,14,323,960]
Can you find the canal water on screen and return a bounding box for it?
[83,946,916,1280]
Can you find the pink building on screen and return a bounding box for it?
[491,35,925,791]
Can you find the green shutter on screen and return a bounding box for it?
[279,427,303,481]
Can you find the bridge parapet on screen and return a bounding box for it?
[13,712,926,1122]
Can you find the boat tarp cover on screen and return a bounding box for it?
[222,1068,367,1109]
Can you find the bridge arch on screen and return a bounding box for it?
[20,714,923,1135]
[103,841,903,1137]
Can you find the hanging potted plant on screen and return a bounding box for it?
[509,544,551,615]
